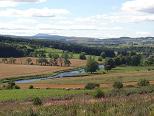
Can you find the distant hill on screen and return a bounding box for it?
[31,33,98,44]
[1,33,154,45]
[31,34,154,45]
[32,33,67,41]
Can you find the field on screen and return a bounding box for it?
[1,58,154,116]
[16,66,154,89]
[0,89,91,102]
[0,58,86,79]
[36,47,81,59]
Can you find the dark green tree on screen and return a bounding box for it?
[86,56,99,73]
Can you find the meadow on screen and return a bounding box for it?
[0,88,154,116]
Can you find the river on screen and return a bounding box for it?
[16,64,104,83]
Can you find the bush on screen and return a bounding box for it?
[113,81,123,89]
[85,83,100,90]
[7,81,16,89]
[138,79,150,86]
[93,89,104,98]
[32,97,42,106]
[14,85,20,89]
[29,85,34,89]
[79,52,86,60]
[98,56,103,61]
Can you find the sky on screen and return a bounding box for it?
[0,0,154,38]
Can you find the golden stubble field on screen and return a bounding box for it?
[0,58,86,79]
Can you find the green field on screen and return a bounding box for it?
[0,89,91,102]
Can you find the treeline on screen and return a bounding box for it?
[0,35,153,58]
[105,52,142,68]
[0,36,115,57]
[0,43,33,57]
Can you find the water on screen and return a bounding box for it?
[16,64,104,83]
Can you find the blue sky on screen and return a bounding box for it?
[0,0,154,38]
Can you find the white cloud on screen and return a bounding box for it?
[136,31,152,37]
[0,0,46,7]
[0,8,70,17]
[122,0,154,14]
[0,1,17,7]
[0,0,153,38]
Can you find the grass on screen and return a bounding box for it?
[0,89,91,102]
[1,85,154,102]
[37,47,80,59]
[0,92,154,116]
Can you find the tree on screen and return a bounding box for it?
[62,51,71,66]
[37,57,48,66]
[2,58,7,64]
[86,56,99,73]
[37,50,46,57]
[105,58,116,69]
[100,52,106,58]
[9,57,16,64]
[49,53,60,66]
[79,52,86,60]
[144,55,154,66]
[26,58,32,65]
[69,52,74,59]
[129,55,141,66]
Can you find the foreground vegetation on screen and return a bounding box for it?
[1,86,154,116]
[0,89,91,102]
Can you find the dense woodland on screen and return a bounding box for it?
[0,36,116,57]
[0,35,154,69]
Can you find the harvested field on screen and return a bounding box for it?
[0,58,86,79]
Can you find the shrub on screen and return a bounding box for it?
[113,81,123,89]
[98,56,103,61]
[7,81,16,89]
[29,85,34,89]
[93,89,104,98]
[14,85,20,89]
[138,79,150,86]
[79,52,86,60]
[85,83,100,90]
[32,97,42,106]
